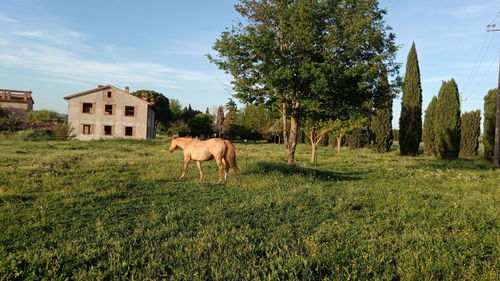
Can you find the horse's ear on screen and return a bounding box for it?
[172,135,178,139]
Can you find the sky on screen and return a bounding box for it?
[0,0,499,128]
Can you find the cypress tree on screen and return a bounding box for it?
[371,68,394,153]
[399,42,423,155]
[346,128,370,149]
[459,110,481,158]
[422,96,438,156]
[483,89,497,161]
[434,80,461,159]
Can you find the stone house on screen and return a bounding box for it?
[64,85,155,140]
[0,89,34,118]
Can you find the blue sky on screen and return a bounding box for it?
[0,0,499,128]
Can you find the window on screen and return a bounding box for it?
[103,125,113,136]
[82,103,94,113]
[125,106,135,116]
[107,91,112,98]
[82,124,92,135]
[124,126,134,136]
[104,104,114,115]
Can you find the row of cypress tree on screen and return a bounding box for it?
[400,42,491,160]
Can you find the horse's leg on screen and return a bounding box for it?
[195,161,204,182]
[221,158,229,181]
[215,157,224,183]
[179,158,190,180]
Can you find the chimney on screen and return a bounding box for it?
[6,91,11,99]
[97,85,105,88]
[0,90,5,99]
[125,86,129,93]
[141,93,148,101]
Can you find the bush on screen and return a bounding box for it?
[459,110,481,158]
[52,123,75,140]
[25,110,62,122]
[0,111,22,133]
[167,120,190,137]
[346,128,370,149]
[13,130,52,141]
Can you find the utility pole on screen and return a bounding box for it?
[487,25,500,166]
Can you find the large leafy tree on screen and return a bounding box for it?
[131,90,172,127]
[434,80,461,159]
[209,0,398,165]
[399,43,422,156]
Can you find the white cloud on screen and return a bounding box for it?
[451,4,492,17]
[0,15,18,23]
[2,25,215,90]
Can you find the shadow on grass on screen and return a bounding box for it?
[245,161,363,182]
[408,157,494,171]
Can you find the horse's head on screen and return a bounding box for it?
[169,137,178,153]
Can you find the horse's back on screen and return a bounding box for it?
[188,138,226,161]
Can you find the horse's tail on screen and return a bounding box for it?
[224,140,240,173]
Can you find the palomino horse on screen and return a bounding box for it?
[169,137,240,183]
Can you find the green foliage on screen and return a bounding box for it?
[346,128,370,149]
[434,80,461,159]
[11,129,52,141]
[131,90,172,126]
[187,113,213,138]
[169,99,183,121]
[371,68,394,153]
[25,110,62,122]
[423,96,438,156]
[52,122,75,140]
[181,104,202,122]
[459,110,481,158]
[399,43,423,156]
[0,109,21,132]
[0,138,497,280]
[483,89,497,161]
[166,120,190,137]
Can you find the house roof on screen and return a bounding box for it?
[64,85,153,106]
[0,89,34,104]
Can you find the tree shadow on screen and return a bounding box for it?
[408,157,494,171]
[245,161,363,182]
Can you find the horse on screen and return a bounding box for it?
[169,137,240,183]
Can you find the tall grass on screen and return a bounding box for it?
[0,137,498,280]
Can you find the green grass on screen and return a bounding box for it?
[0,137,498,280]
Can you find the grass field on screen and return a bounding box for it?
[0,136,498,280]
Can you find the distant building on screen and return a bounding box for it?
[64,85,155,140]
[0,89,34,118]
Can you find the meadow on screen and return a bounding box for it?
[0,136,498,280]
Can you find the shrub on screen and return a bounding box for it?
[14,130,52,141]
[167,120,190,137]
[483,89,497,161]
[25,110,62,122]
[346,128,370,149]
[52,123,75,140]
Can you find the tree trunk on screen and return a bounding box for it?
[310,127,317,163]
[286,103,299,165]
[336,134,342,155]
